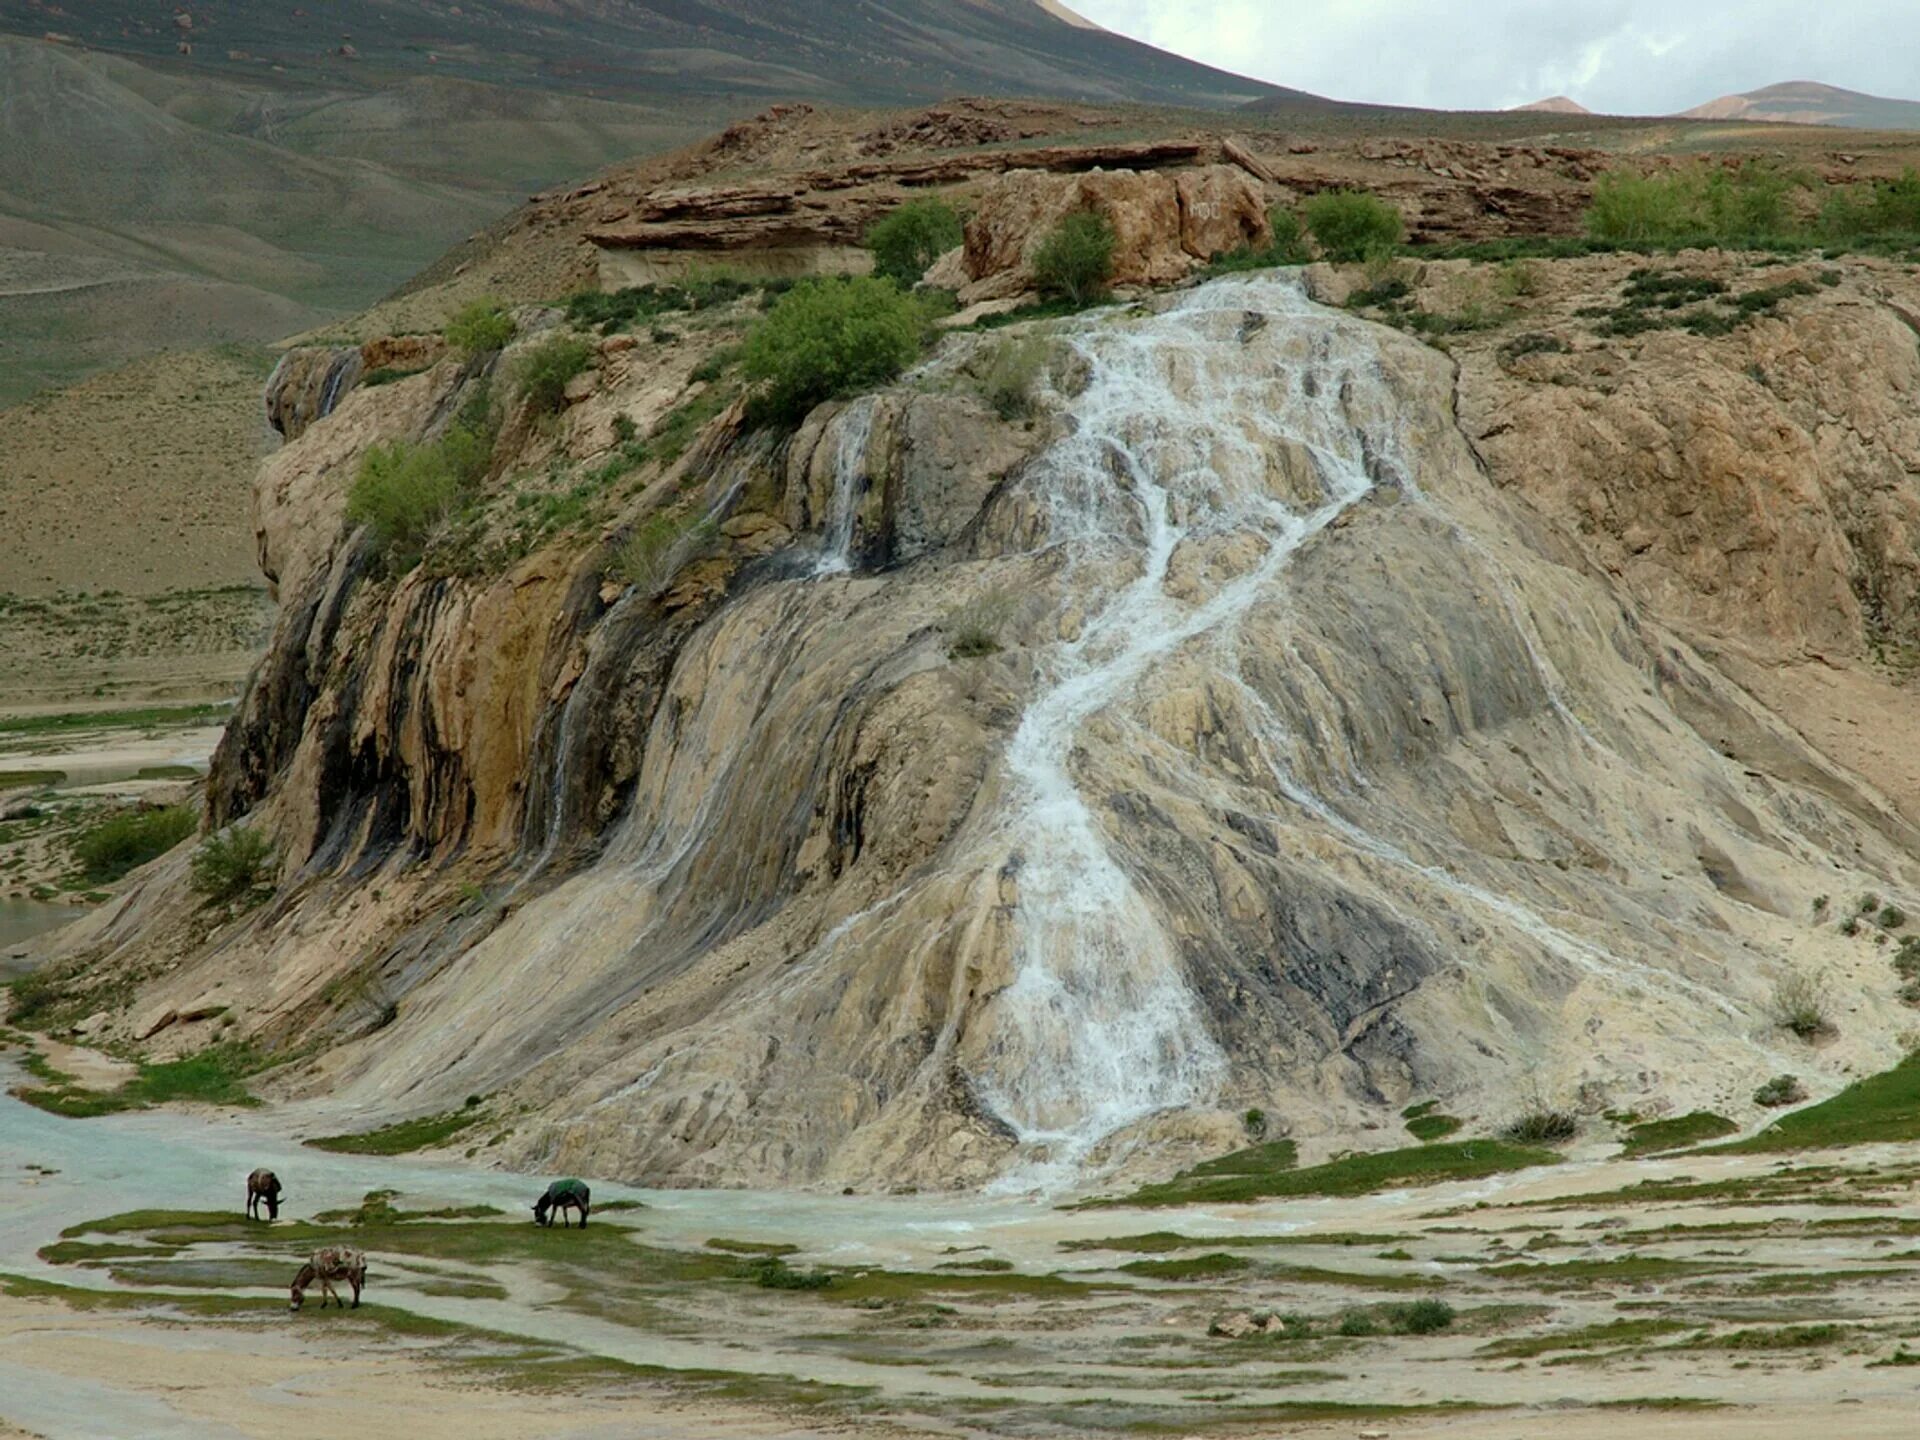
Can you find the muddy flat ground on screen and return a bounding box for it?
[2,1058,1919,1439]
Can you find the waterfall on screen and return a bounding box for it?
[814,396,877,576]
[974,275,1411,1172]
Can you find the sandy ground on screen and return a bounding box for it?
[0,1293,889,1440]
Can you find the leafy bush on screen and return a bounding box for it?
[515,334,596,413]
[1303,189,1405,262]
[1879,904,1907,930]
[740,276,930,425]
[1587,162,1800,247]
[1394,1298,1456,1334]
[1204,203,1311,274]
[348,440,464,569]
[1771,970,1831,1039]
[189,827,277,908]
[348,383,497,570]
[1337,1310,1377,1337]
[982,335,1046,421]
[1032,211,1117,306]
[72,806,196,884]
[444,299,515,356]
[866,198,965,286]
[1754,1074,1807,1108]
[566,273,756,333]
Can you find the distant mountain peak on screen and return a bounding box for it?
[1678,79,1920,130]
[1514,95,1591,115]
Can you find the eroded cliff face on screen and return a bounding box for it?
[49,254,1920,1192]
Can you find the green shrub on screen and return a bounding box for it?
[1031,211,1117,306]
[444,299,515,357]
[1879,905,1907,930]
[566,274,756,333]
[1203,204,1311,274]
[188,828,276,908]
[866,198,965,286]
[1394,1298,1456,1334]
[1337,1310,1377,1337]
[741,276,930,425]
[1243,1107,1268,1141]
[71,806,196,884]
[515,334,595,413]
[748,1256,833,1290]
[1587,162,1801,247]
[348,440,463,569]
[1303,189,1405,262]
[1754,1074,1807,1108]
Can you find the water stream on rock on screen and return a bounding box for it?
[976,277,1416,1175]
[813,394,877,575]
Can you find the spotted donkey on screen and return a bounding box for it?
[289,1246,366,1311]
[246,1168,283,1221]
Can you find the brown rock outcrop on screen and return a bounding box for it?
[957,163,1268,300]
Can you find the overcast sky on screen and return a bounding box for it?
[1069,1,1919,113]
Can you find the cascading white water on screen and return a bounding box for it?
[975,275,1416,1170]
[814,395,877,575]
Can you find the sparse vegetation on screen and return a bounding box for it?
[70,805,195,884]
[945,590,1015,659]
[1719,1050,1920,1152]
[17,1042,263,1117]
[610,510,720,596]
[1500,1094,1579,1146]
[866,198,965,286]
[1770,969,1831,1040]
[741,276,931,425]
[1394,1298,1456,1334]
[1031,210,1117,307]
[981,335,1047,421]
[443,299,515,357]
[188,827,276,909]
[1303,189,1404,262]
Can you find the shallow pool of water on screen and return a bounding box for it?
[0,898,86,964]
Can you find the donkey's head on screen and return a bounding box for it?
[289,1262,315,1311]
[532,1194,552,1226]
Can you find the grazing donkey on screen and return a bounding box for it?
[289,1246,366,1311]
[246,1168,283,1221]
[532,1177,590,1228]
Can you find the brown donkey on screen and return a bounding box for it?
[289,1246,366,1311]
[246,1168,283,1221]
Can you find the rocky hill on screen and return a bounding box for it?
[4,0,1281,109]
[23,108,1920,1195]
[1680,80,1920,130]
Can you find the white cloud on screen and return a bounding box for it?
[1072,1,1918,114]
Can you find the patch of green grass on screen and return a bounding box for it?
[1059,1230,1404,1254]
[133,765,198,781]
[1683,1323,1851,1351]
[16,1042,263,1117]
[1406,1113,1464,1142]
[1621,1111,1738,1157]
[705,1238,799,1256]
[0,704,227,737]
[1118,1252,1252,1281]
[1478,1317,1689,1358]
[306,1108,482,1154]
[1482,1255,1741,1287]
[1715,1051,1920,1152]
[0,769,64,789]
[1098,1139,1556,1207]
